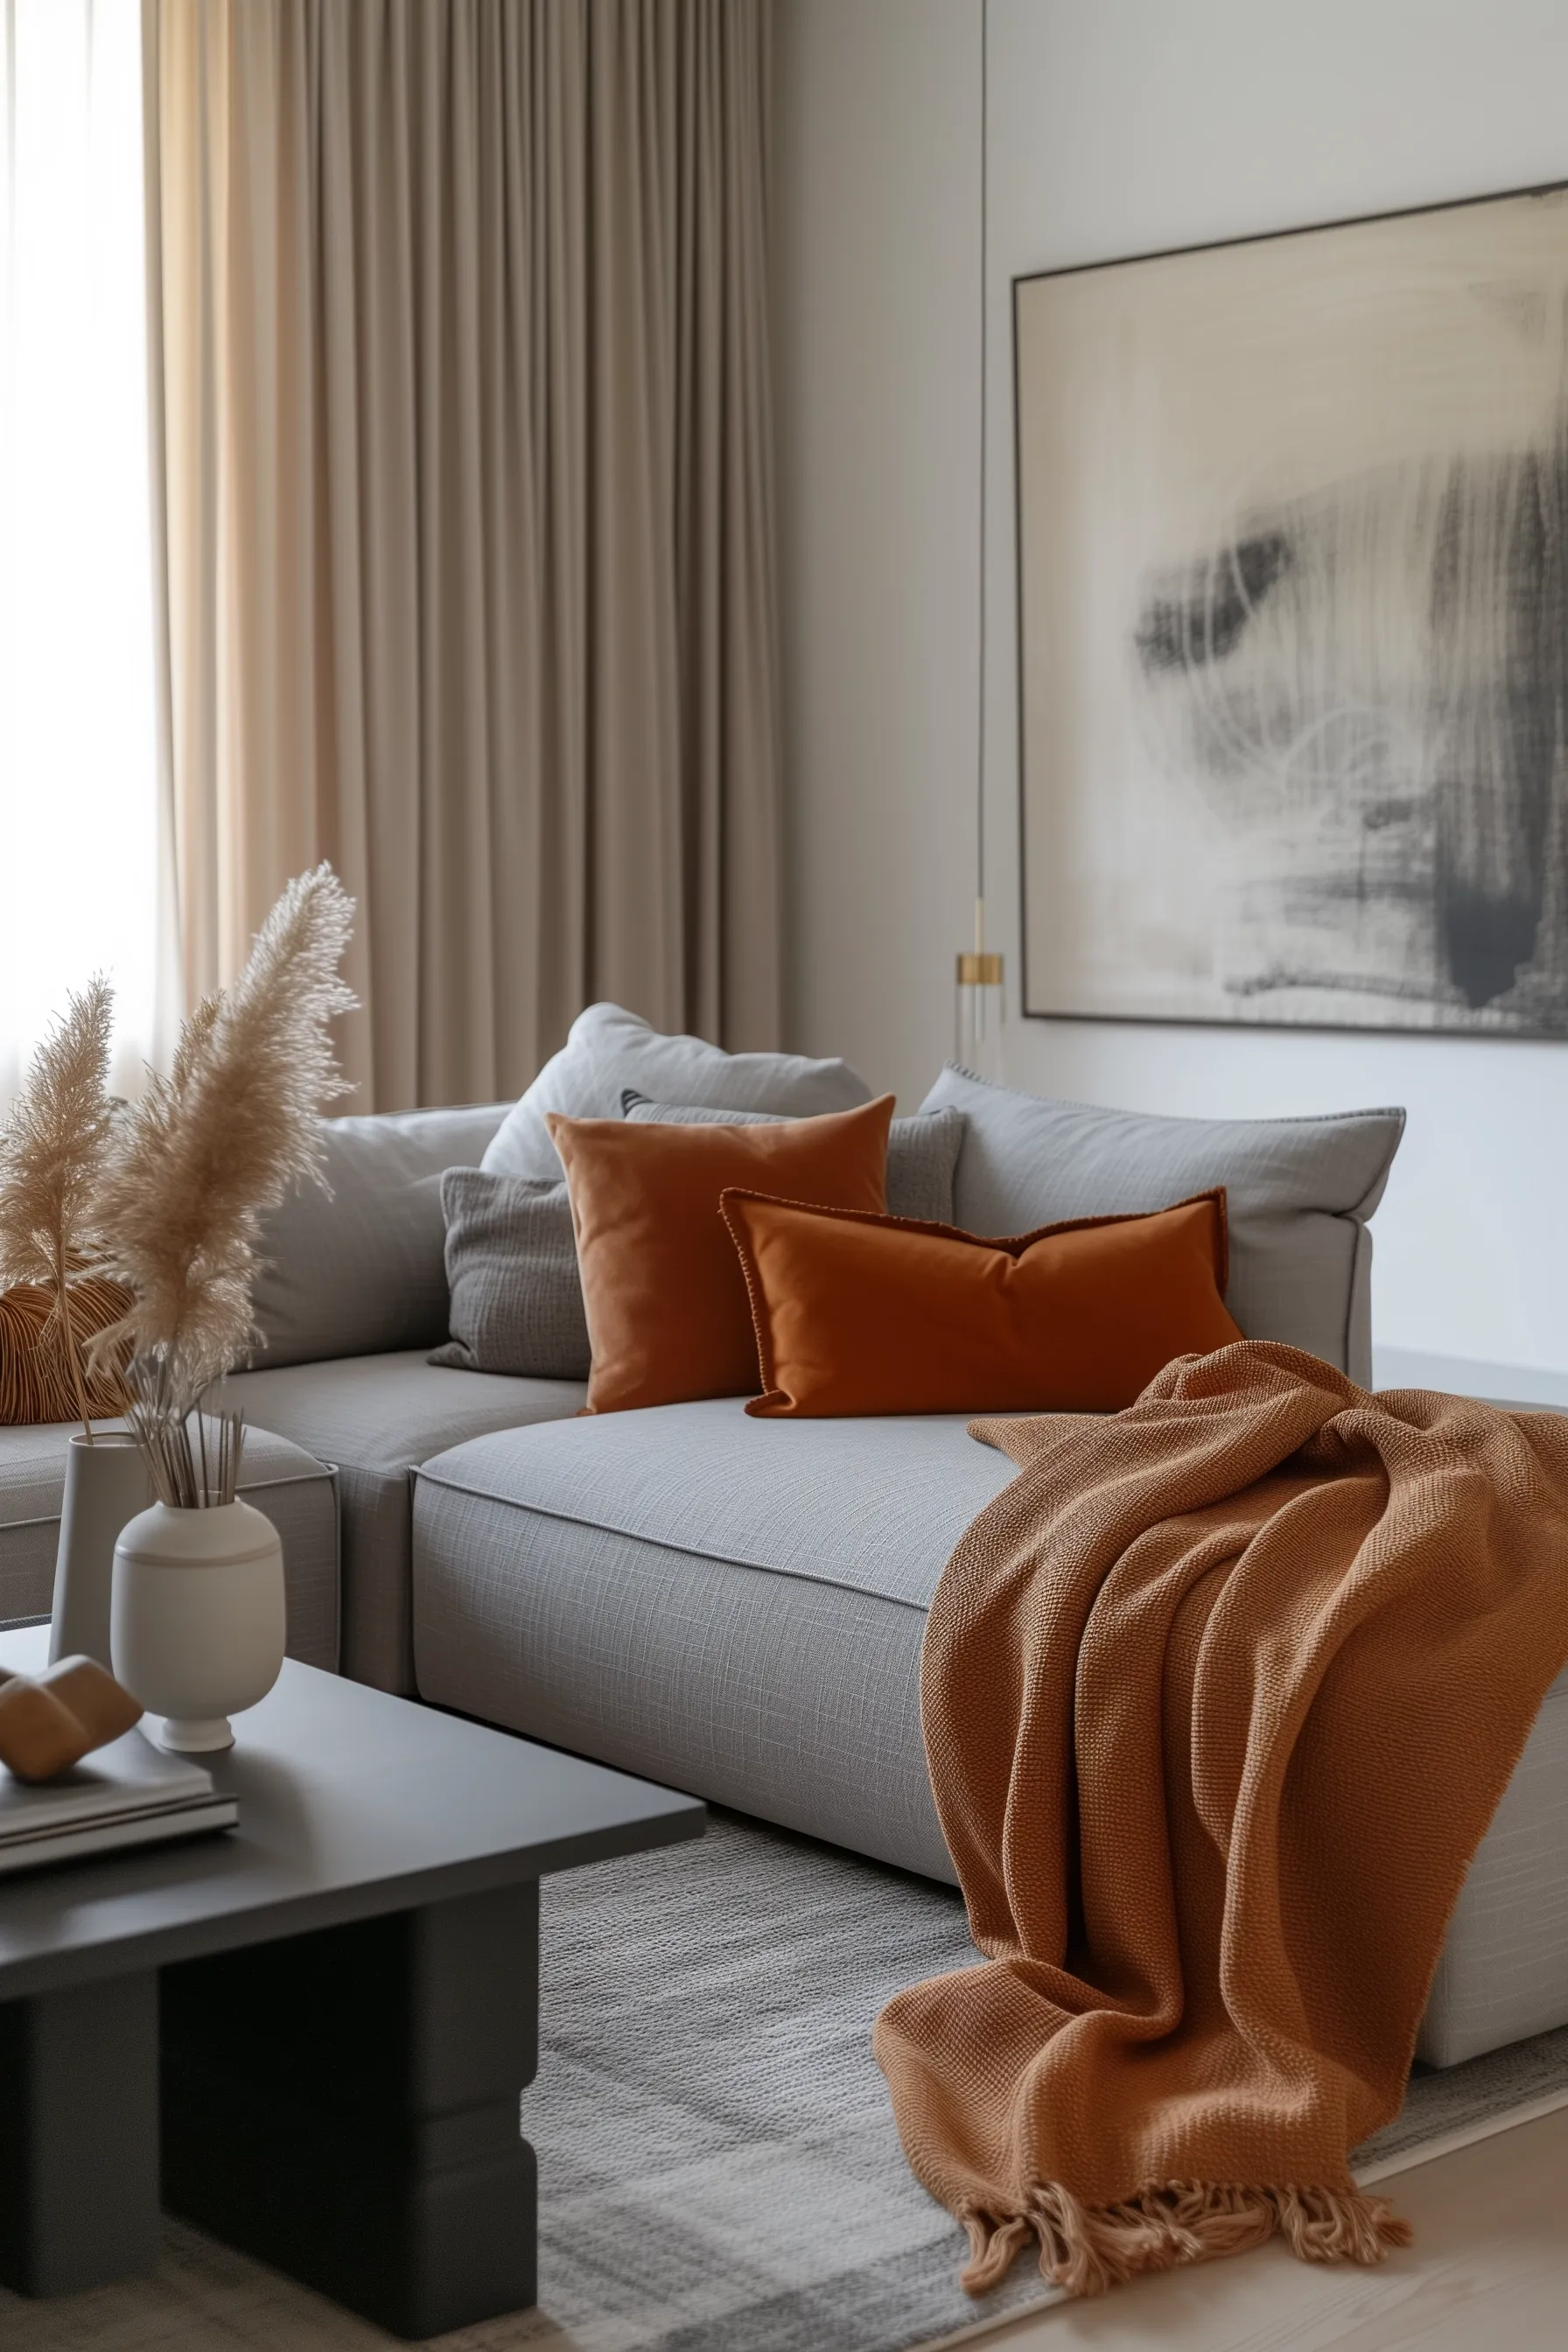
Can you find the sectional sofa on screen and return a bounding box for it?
[2,1054,1564,2073]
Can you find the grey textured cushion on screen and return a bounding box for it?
[920,1066,1404,1381]
[481,1002,872,1182]
[411,1398,1568,2065]
[0,1418,339,1670]
[222,1350,584,1692]
[412,1400,1016,1880]
[249,1102,510,1370]
[622,1096,967,1225]
[1418,1670,1568,2066]
[430,1172,590,1381]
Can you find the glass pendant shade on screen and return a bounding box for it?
[955,904,1004,1077]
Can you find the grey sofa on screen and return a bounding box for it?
[4,1069,1564,2074]
[228,1071,1568,2067]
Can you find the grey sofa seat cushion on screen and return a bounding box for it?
[412,1401,1016,1880]
[1419,1670,1568,2066]
[223,1351,585,1694]
[622,1097,967,1226]
[921,1065,1404,1381]
[0,1418,339,1671]
[250,1102,510,1369]
[411,1398,1568,2065]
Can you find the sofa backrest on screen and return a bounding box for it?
[248,1102,511,1368]
[920,1066,1404,1383]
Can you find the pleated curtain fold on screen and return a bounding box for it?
[142,0,781,1110]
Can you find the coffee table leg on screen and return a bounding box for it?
[0,1973,161,2294]
[160,1882,539,2339]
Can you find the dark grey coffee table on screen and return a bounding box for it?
[0,1626,704,2337]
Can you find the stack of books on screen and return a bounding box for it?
[0,1727,237,1876]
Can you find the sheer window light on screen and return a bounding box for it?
[0,0,169,1105]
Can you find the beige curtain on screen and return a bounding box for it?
[142,0,781,1110]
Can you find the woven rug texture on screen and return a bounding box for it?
[3,1809,1565,2352]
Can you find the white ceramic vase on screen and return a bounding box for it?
[111,1498,286,1753]
[50,1432,153,1667]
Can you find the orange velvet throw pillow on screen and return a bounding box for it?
[548,1095,894,1412]
[720,1188,1243,1418]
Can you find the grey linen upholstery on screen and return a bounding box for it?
[621,1097,967,1225]
[223,1350,584,1692]
[921,1066,1404,1381]
[1419,1669,1568,2066]
[249,1101,508,1368]
[412,1400,1015,1880]
[0,1418,339,1670]
[481,1002,872,1182]
[410,1398,1568,2069]
[430,1173,589,1380]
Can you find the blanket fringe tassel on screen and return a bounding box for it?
[959,2180,1413,2300]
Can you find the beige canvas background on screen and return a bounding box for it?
[1017,184,1568,1031]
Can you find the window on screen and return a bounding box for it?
[0,0,165,1102]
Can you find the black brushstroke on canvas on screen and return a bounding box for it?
[1135,533,1294,673]
[1131,411,1568,1028]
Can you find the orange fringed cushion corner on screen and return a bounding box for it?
[720,1189,1242,1418]
[0,1278,132,1426]
[549,1095,894,1413]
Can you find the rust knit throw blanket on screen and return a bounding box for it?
[874,1341,1568,2300]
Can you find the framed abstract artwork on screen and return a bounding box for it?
[1015,184,1568,1036]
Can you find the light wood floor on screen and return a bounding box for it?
[962,2102,1568,2351]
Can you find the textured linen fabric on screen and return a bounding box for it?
[875,1343,1568,2300]
[0,1419,339,1670]
[408,1390,1568,2071]
[222,1350,584,1691]
[411,1400,1018,1877]
[624,1096,966,1225]
[920,1066,1403,1379]
[484,1004,872,1181]
[1418,1670,1568,2065]
[144,7,782,1110]
[724,1190,1241,1418]
[430,1172,589,1381]
[248,1102,508,1368]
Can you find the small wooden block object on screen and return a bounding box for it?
[0,1657,143,1783]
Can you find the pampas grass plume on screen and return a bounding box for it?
[0,978,116,1435]
[94,865,355,1410]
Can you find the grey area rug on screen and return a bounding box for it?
[4,1811,1566,2352]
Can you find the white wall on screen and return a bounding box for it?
[774,0,1568,1377]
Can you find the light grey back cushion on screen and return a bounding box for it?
[249,1102,510,1368]
[480,1002,872,1181]
[622,1096,967,1225]
[920,1066,1404,1381]
[430,1172,590,1381]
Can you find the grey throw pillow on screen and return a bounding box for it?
[249,1102,511,1368]
[430,1170,592,1381]
[620,1095,966,1226]
[919,1065,1404,1381]
[480,1003,872,1181]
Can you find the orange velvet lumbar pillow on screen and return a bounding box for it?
[719,1188,1244,1418]
[548,1095,894,1412]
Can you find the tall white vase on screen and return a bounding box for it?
[111,1499,286,1753]
[50,1432,153,1668]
